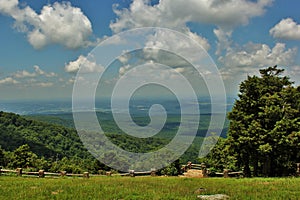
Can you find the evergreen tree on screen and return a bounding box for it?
[227,66,300,176]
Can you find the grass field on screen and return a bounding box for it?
[0,176,299,200]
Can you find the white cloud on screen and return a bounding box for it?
[144,29,209,64]
[0,1,93,49]
[0,77,19,85]
[288,65,300,84]
[112,29,213,81]
[65,55,104,73]
[119,64,131,76]
[34,65,45,75]
[118,62,185,82]
[14,70,36,78]
[118,54,130,64]
[68,78,75,84]
[174,67,185,73]
[110,0,214,51]
[110,0,165,33]
[0,0,18,14]
[33,65,57,77]
[102,35,128,46]
[290,65,300,76]
[186,31,210,51]
[214,28,232,55]
[270,18,300,40]
[110,0,273,32]
[12,65,56,78]
[110,0,272,58]
[0,66,57,87]
[219,42,297,80]
[34,82,54,87]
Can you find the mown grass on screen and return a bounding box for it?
[0,176,299,200]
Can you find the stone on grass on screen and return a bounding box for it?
[197,194,230,200]
[194,188,206,194]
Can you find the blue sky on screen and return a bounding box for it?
[0,0,300,100]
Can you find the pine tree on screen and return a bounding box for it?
[227,66,300,176]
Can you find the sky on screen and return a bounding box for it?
[0,0,300,101]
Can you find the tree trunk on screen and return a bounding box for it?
[243,157,251,177]
[262,155,271,177]
[253,159,258,177]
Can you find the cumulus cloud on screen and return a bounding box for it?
[0,77,19,85]
[33,65,57,77]
[0,0,18,15]
[214,28,232,55]
[0,0,93,49]
[118,62,186,83]
[12,65,57,78]
[110,0,272,32]
[118,54,130,64]
[270,18,300,40]
[65,55,105,73]
[110,0,215,51]
[0,66,57,87]
[219,42,297,80]
[34,82,54,87]
[145,29,208,55]
[14,70,36,78]
[119,64,131,76]
[186,31,210,51]
[110,0,272,59]
[113,28,213,82]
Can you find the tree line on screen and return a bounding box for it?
[0,111,192,175]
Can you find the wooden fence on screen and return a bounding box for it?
[182,162,244,178]
[3,163,298,178]
[0,167,157,178]
[215,170,244,178]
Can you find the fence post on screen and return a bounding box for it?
[60,171,67,177]
[106,171,112,176]
[83,172,89,178]
[201,163,208,178]
[129,170,135,177]
[187,161,192,169]
[151,168,156,176]
[223,169,229,178]
[38,170,45,178]
[16,168,22,176]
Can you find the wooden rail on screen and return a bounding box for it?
[0,165,244,178]
[215,170,243,178]
[182,162,244,178]
[0,167,157,178]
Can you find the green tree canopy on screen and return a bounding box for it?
[227,66,300,177]
[8,144,38,169]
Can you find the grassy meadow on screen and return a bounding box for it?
[0,176,299,200]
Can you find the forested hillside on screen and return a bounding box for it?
[0,111,91,159]
[0,111,200,174]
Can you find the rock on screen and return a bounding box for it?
[197,194,230,200]
[194,188,207,194]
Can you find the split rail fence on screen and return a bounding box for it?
[2,162,299,178]
[0,167,157,178]
[182,162,244,178]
